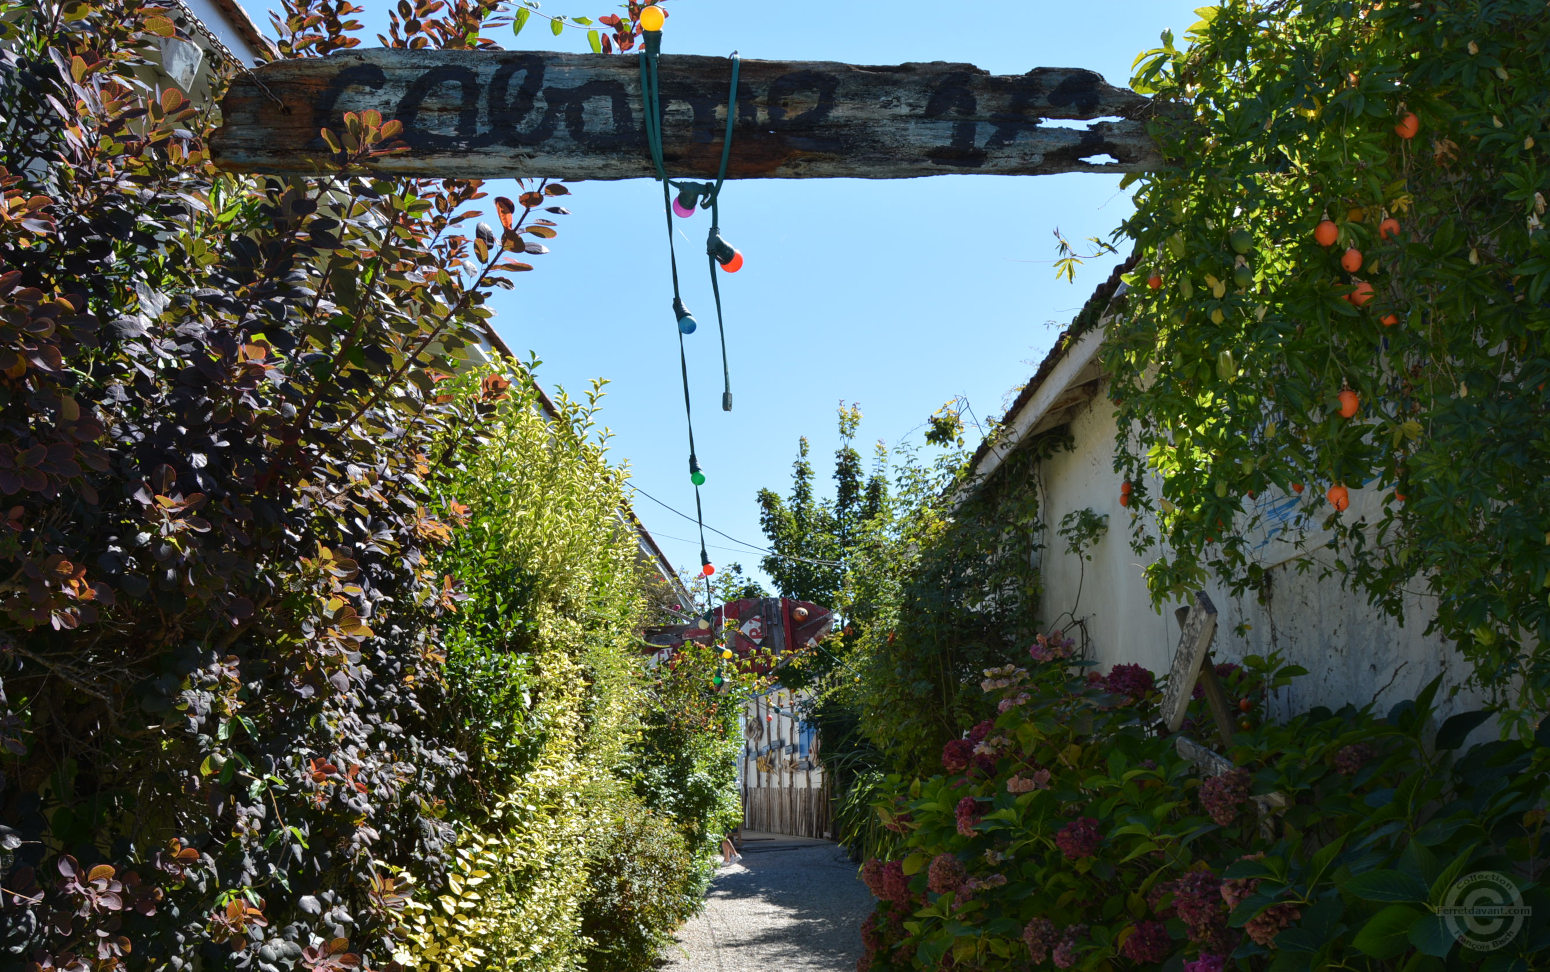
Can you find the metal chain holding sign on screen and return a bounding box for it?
[166,0,285,107]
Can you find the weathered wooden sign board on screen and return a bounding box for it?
[212,49,1161,179]
[1159,591,1231,738]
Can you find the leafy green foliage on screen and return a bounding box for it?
[757,405,887,616]
[1110,0,1550,722]
[579,807,702,972]
[858,653,1548,971]
[849,433,1067,772]
[631,636,745,856]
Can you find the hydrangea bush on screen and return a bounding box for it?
[856,646,1548,971]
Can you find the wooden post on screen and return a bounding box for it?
[212,49,1162,179]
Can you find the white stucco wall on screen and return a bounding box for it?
[180,0,268,64]
[1030,379,1491,726]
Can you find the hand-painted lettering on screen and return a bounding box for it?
[397,65,481,150]
[924,72,985,167]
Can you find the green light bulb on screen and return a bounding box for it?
[691,471,706,486]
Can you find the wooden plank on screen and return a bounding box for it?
[1175,736,1287,839]
[1195,651,1238,747]
[1175,735,1234,777]
[212,49,1161,179]
[1159,591,1218,733]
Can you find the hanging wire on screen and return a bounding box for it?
[630,487,846,567]
[640,29,741,580]
[706,53,741,412]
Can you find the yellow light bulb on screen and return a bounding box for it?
[639,5,664,31]
[721,649,733,659]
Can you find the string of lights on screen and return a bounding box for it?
[629,485,846,568]
[639,15,744,609]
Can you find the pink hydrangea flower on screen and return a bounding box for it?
[1221,873,1260,910]
[860,910,883,950]
[1022,917,1057,964]
[926,853,965,895]
[1007,768,1051,794]
[941,738,973,774]
[1184,954,1227,972]
[954,796,985,837]
[1198,768,1251,826]
[1054,816,1101,859]
[1334,742,1376,775]
[953,872,1007,907]
[1168,868,1226,941]
[1104,662,1157,702]
[998,692,1031,712]
[1244,901,1301,945]
[1120,920,1173,963]
[861,859,884,897]
[879,860,910,906]
[1050,924,1088,969]
[1029,629,1075,663]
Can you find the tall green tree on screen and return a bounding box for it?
[756,404,886,611]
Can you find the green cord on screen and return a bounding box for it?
[640,32,741,574]
[708,56,740,412]
[642,38,740,413]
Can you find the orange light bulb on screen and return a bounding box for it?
[719,249,743,273]
[638,4,664,31]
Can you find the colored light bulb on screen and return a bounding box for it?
[639,4,664,31]
[721,648,733,659]
[712,675,723,686]
[673,297,697,335]
[702,563,715,576]
[706,229,743,272]
[691,470,705,486]
[671,196,695,218]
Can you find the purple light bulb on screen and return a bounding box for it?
[671,196,696,218]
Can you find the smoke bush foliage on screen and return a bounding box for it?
[0,2,733,970]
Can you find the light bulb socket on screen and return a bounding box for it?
[673,296,697,334]
[707,229,740,268]
[722,391,733,412]
[674,183,710,217]
[706,230,732,262]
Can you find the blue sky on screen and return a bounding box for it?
[253,0,1205,589]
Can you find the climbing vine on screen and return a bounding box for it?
[1108,0,1550,722]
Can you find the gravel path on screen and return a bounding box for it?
[657,831,873,972]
